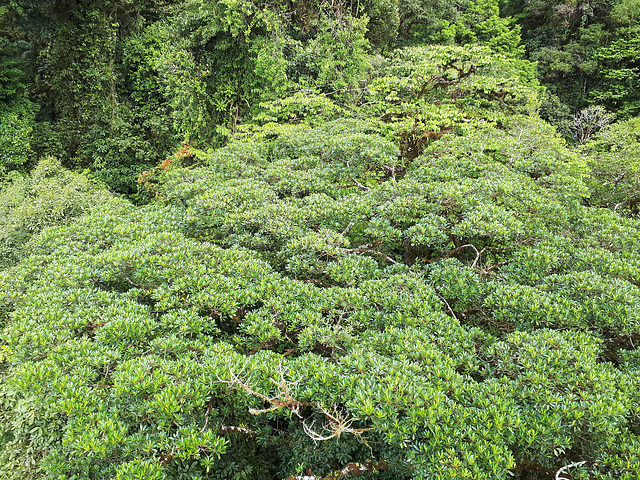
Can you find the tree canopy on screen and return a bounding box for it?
[1,1,640,479]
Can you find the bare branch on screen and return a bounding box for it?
[444,243,485,268]
[382,165,397,181]
[341,221,356,236]
[436,292,458,320]
[125,277,144,289]
[302,405,371,445]
[555,461,588,480]
[571,106,614,144]
[220,369,370,445]
[444,243,478,259]
[218,366,309,418]
[602,170,627,187]
[342,246,398,264]
[507,124,525,167]
[352,178,370,191]
[480,259,511,276]
[471,246,488,269]
[218,425,257,436]
[336,178,369,191]
[286,460,388,480]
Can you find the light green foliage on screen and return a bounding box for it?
[0,99,37,176]
[455,0,524,58]
[583,117,640,214]
[358,45,540,162]
[252,92,346,126]
[0,157,110,268]
[295,16,371,100]
[3,52,639,477]
[398,0,524,58]
[149,0,290,144]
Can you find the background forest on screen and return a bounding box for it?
[0,0,639,479]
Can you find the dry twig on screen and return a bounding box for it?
[286,460,388,480]
[221,366,309,417]
[343,240,397,264]
[555,461,588,480]
[302,405,371,445]
[220,366,370,445]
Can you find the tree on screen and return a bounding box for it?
[0,5,37,177]
[583,116,640,215]
[502,0,639,123]
[455,0,524,57]
[570,105,615,144]
[397,0,524,57]
[590,0,640,118]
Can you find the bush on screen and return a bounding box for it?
[0,157,110,268]
[2,102,640,479]
[1,38,638,480]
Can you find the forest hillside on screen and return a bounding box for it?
[0,1,639,479]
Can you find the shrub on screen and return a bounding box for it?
[0,157,110,268]
[1,107,639,479]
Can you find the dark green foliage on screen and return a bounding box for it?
[0,17,37,176]
[0,96,37,176]
[591,38,640,118]
[503,0,640,122]
[354,0,400,49]
[589,0,640,117]
[1,0,637,193]
[397,0,458,43]
[19,1,170,194]
[1,0,379,192]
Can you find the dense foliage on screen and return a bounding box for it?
[1,1,640,479]
[0,0,637,186]
[0,156,110,268]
